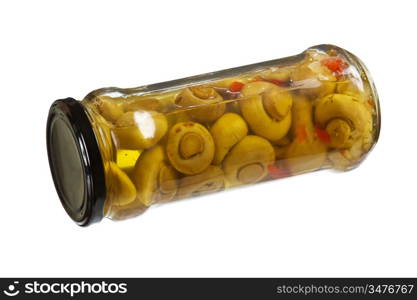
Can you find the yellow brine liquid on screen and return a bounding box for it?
[83,45,379,220]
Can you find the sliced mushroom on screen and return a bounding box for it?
[239,82,292,143]
[314,93,373,149]
[177,165,224,199]
[284,95,327,174]
[132,145,179,206]
[223,135,275,187]
[210,113,248,165]
[175,86,226,123]
[166,121,215,175]
[112,110,168,150]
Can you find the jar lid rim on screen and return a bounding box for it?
[46,98,105,226]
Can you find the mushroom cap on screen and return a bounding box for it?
[239,82,292,142]
[223,135,275,187]
[314,93,373,148]
[106,162,137,207]
[210,113,248,165]
[92,96,124,124]
[175,86,226,123]
[166,121,215,175]
[240,81,294,120]
[284,95,327,174]
[132,145,178,206]
[113,110,168,150]
[156,163,179,203]
[263,87,293,121]
[240,95,292,142]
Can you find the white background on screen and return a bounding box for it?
[0,0,416,277]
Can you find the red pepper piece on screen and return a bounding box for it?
[268,164,291,179]
[229,81,245,92]
[315,125,331,143]
[321,57,347,74]
[296,126,308,143]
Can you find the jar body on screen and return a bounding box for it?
[80,45,380,221]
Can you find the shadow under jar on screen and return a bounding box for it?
[47,44,380,226]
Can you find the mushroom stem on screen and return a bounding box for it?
[284,95,327,174]
[180,132,204,159]
[325,118,352,148]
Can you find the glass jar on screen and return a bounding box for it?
[47,44,381,226]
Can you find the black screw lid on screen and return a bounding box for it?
[46,98,106,226]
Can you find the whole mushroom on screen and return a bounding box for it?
[314,93,373,149]
[314,93,373,170]
[239,81,293,143]
[166,121,215,175]
[223,135,275,187]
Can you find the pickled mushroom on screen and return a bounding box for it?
[223,135,275,187]
[314,93,373,149]
[284,95,327,174]
[177,165,224,199]
[106,162,137,207]
[132,145,179,206]
[175,86,226,123]
[166,121,215,175]
[239,82,292,142]
[113,110,168,150]
[92,96,124,124]
[210,113,248,165]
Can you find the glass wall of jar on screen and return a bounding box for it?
[47,44,380,225]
